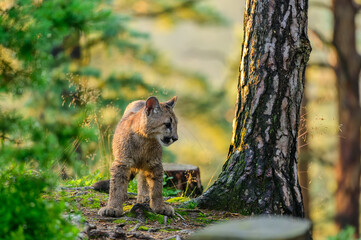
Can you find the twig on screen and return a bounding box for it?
[175,212,185,221]
[163,235,182,240]
[131,223,141,231]
[127,232,155,240]
[164,216,168,227]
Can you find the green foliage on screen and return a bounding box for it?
[0,0,228,237]
[163,174,181,197]
[180,200,198,209]
[124,174,180,196]
[327,226,360,240]
[145,211,171,224]
[62,170,105,187]
[128,178,138,194]
[0,169,79,240]
[78,192,107,209]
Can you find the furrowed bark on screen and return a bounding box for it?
[197,0,311,217]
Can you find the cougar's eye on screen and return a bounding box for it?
[164,122,171,128]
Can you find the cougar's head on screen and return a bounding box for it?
[144,96,178,147]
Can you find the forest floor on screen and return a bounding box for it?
[50,187,243,240]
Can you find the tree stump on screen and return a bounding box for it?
[91,163,203,196]
[163,163,203,197]
[189,216,312,240]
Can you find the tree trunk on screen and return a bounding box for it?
[197,0,311,217]
[163,163,203,197]
[332,0,361,235]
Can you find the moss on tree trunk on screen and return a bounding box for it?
[196,0,311,217]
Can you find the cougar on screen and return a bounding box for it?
[98,96,178,217]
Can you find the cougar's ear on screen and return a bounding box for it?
[145,96,160,116]
[165,96,178,109]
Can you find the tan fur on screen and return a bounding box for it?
[98,96,178,217]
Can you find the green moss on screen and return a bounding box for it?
[166,197,190,204]
[113,218,138,224]
[198,212,206,217]
[180,200,198,209]
[123,204,133,212]
[126,211,137,218]
[145,211,171,224]
[138,226,149,231]
[113,219,127,224]
[175,209,189,216]
[76,192,108,209]
[195,217,214,224]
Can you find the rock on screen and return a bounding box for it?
[109,228,126,239]
[88,229,109,239]
[91,180,111,193]
[84,223,97,233]
[188,215,312,240]
[130,203,152,222]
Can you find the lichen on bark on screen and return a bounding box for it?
[196,0,311,217]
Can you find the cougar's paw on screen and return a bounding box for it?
[98,207,123,217]
[153,204,175,217]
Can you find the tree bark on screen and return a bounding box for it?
[332,0,361,235]
[197,0,311,217]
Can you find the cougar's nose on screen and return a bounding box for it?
[163,137,171,143]
[172,137,178,142]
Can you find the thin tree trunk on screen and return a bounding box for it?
[332,0,361,235]
[197,0,311,217]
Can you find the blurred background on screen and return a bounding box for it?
[0,0,360,239]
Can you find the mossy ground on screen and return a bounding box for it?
[50,187,243,239]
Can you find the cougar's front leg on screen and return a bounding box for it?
[137,170,149,203]
[145,164,174,216]
[98,161,130,217]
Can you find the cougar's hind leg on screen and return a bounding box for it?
[145,164,174,216]
[137,170,149,203]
